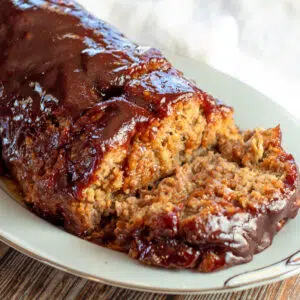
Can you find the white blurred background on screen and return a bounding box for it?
[78,0,300,119]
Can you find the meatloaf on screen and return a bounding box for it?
[0,0,299,272]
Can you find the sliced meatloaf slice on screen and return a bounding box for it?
[87,127,299,271]
[0,0,298,272]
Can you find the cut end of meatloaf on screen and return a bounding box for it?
[60,86,237,235]
[0,0,299,273]
[86,126,299,272]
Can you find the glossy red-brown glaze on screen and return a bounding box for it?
[130,235,202,269]
[0,0,194,194]
[1,0,220,238]
[124,68,196,117]
[123,182,299,272]
[0,0,299,273]
[95,150,299,272]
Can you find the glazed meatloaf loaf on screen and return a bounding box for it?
[0,0,299,272]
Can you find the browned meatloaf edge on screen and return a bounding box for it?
[0,0,299,272]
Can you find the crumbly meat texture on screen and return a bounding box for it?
[87,127,299,271]
[0,0,299,272]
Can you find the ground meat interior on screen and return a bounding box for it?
[85,126,299,272]
[0,0,299,273]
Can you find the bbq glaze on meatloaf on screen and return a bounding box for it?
[98,126,299,271]
[0,0,299,272]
